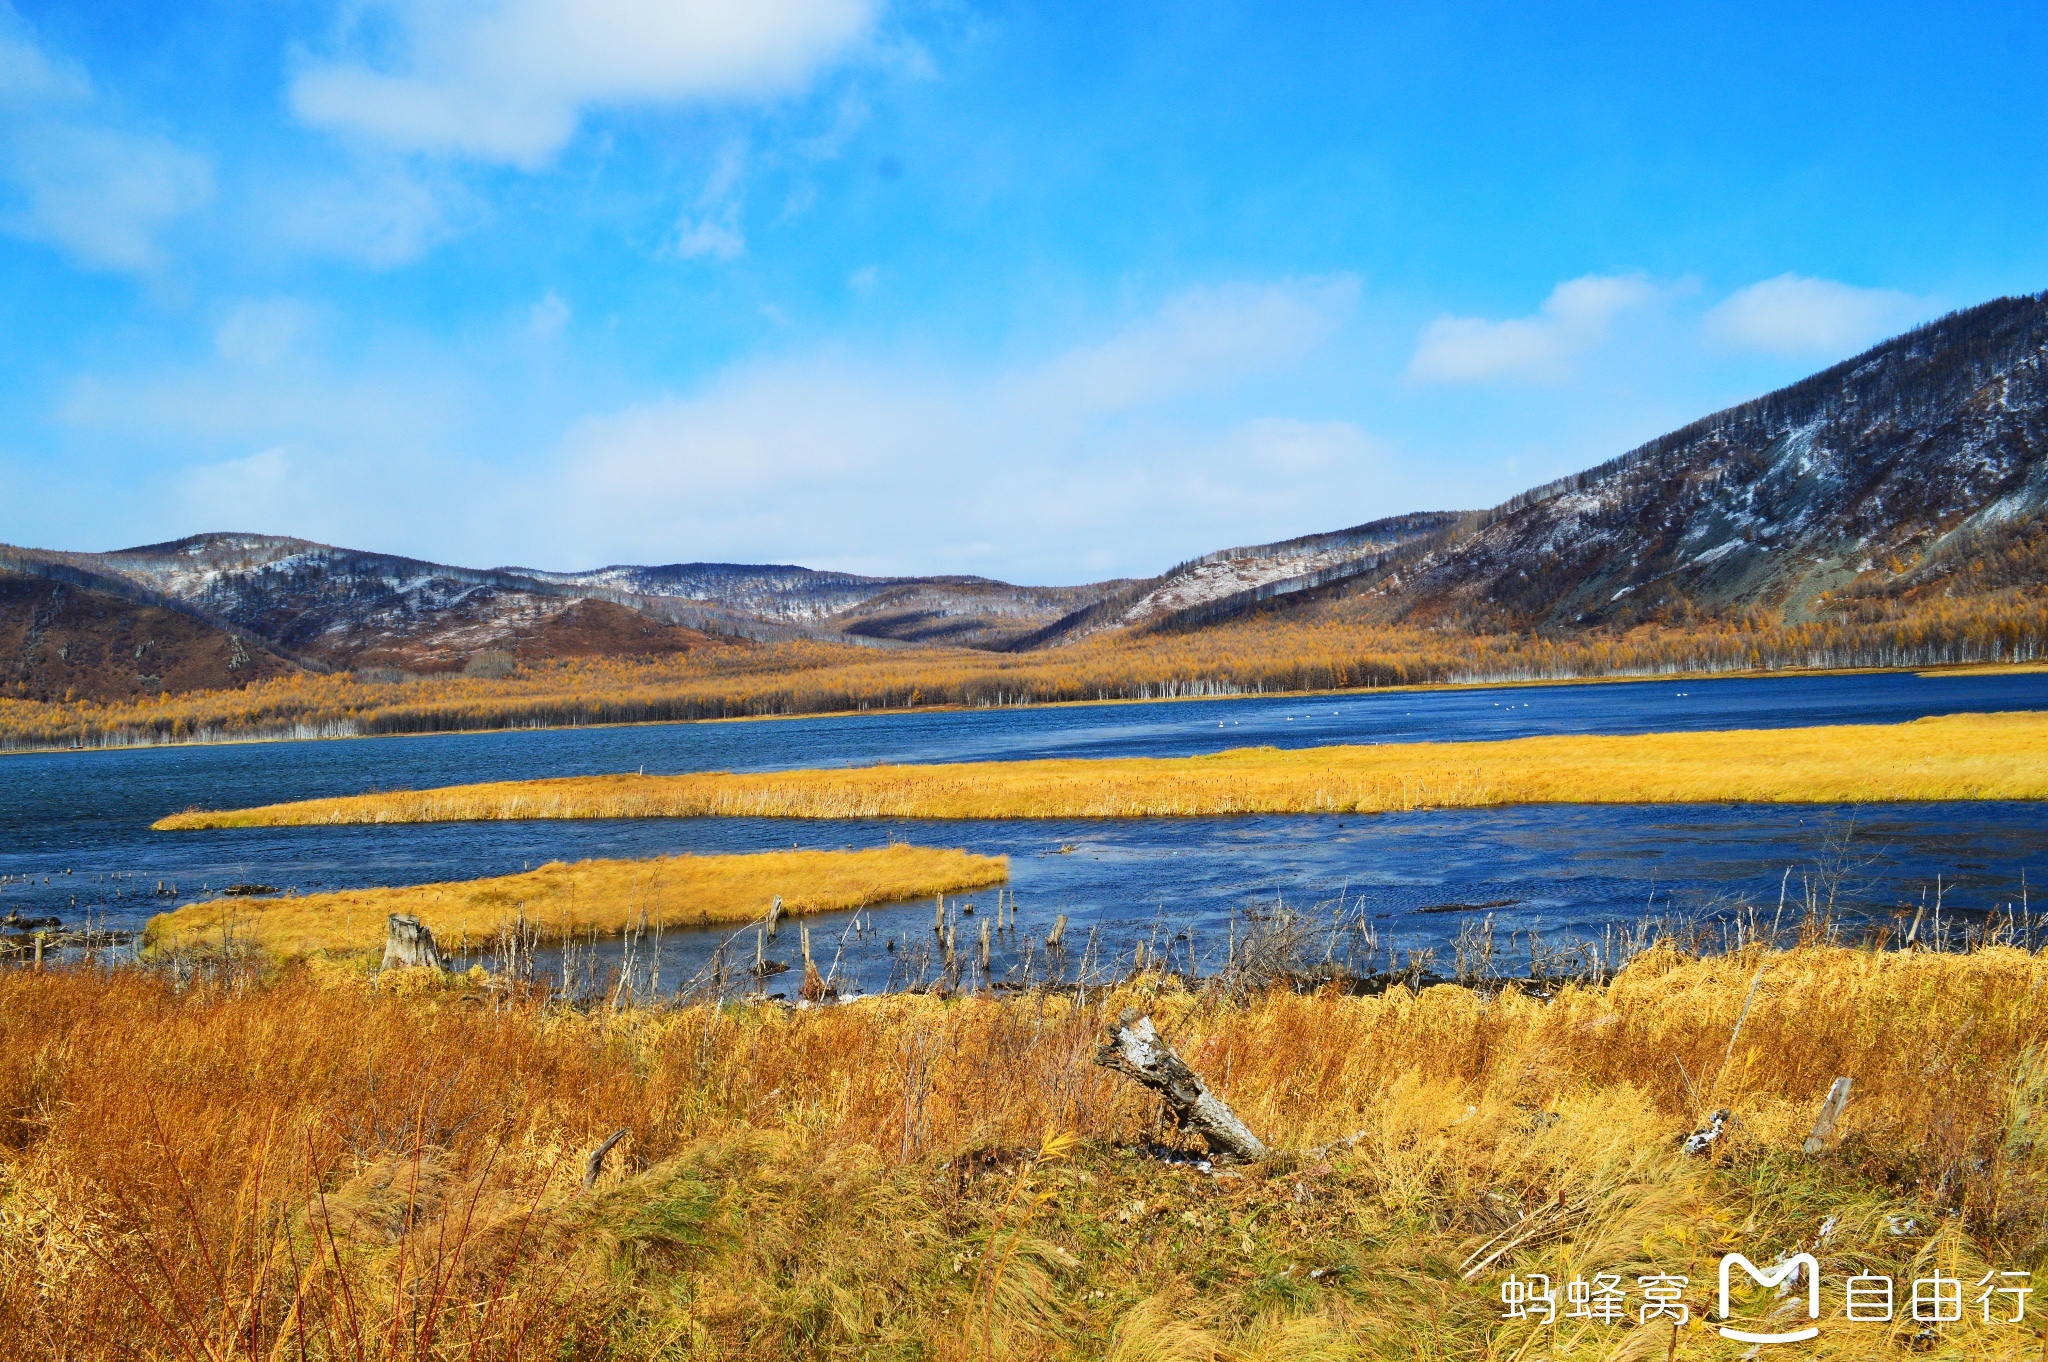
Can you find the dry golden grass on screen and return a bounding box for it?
[5,943,2047,1358]
[141,845,1007,956]
[158,709,2048,829]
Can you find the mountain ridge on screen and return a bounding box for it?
[6,288,2044,705]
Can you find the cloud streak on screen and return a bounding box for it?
[1407,274,1658,383]
[44,276,1396,581]
[0,11,211,272]
[1703,274,1926,357]
[542,277,1389,578]
[291,0,880,167]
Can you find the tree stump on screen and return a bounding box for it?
[381,914,445,971]
[1094,1011,1268,1164]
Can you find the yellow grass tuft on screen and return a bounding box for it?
[156,709,2048,828]
[141,844,1007,956]
[5,944,2048,1357]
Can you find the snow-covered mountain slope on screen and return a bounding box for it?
[8,537,1129,671]
[81,537,656,670]
[518,562,1127,646]
[1302,291,2048,633]
[1013,514,1463,648]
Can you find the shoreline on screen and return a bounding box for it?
[6,657,2045,761]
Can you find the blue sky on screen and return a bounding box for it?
[1,2,2044,583]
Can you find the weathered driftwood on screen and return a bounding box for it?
[584,1127,629,1191]
[1093,1011,1268,1164]
[381,914,445,971]
[1803,1077,1852,1155]
[1045,914,1068,951]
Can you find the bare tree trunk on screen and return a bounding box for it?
[381,914,445,971]
[1094,1011,1268,1164]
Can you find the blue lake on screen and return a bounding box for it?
[4,669,2045,992]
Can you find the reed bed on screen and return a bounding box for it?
[158,710,2048,828]
[4,943,2046,1358]
[140,846,1007,956]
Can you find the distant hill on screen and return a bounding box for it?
[3,289,2041,701]
[1251,291,2048,638]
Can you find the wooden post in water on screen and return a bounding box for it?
[766,895,783,939]
[1046,914,1068,952]
[934,894,945,934]
[1803,1077,1853,1155]
[979,917,991,972]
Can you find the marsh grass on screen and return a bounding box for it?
[139,846,1008,957]
[6,940,2048,1358]
[155,711,2048,829]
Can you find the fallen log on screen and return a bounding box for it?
[1093,1010,1268,1164]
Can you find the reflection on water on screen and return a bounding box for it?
[2,669,2045,992]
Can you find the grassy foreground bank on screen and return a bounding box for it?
[142,846,1008,956]
[158,709,2048,828]
[3,945,2046,1358]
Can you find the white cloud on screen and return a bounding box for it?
[1703,274,1924,356]
[0,14,211,272]
[0,14,87,103]
[182,446,296,520]
[1407,273,1658,383]
[528,290,571,338]
[535,278,1395,578]
[1021,276,1358,415]
[290,0,880,167]
[215,299,317,366]
[671,140,750,260]
[33,275,1422,581]
[796,92,869,160]
[268,161,478,267]
[847,263,878,293]
[674,211,747,260]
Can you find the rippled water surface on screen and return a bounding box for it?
[4,670,2045,990]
